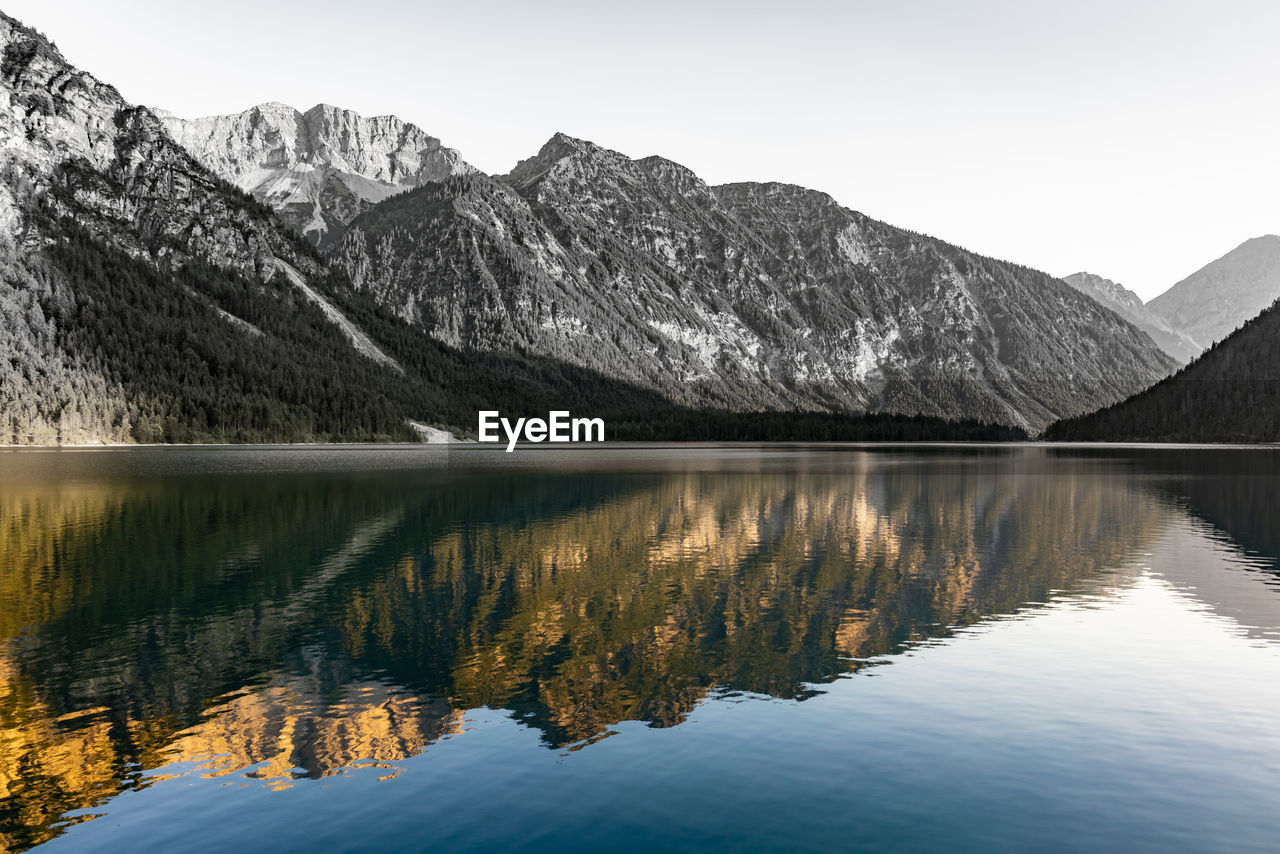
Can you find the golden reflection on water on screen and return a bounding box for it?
[0,448,1275,851]
[171,671,462,790]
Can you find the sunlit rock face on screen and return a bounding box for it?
[327,134,1174,431]
[161,103,474,248]
[169,673,463,790]
[0,13,315,279]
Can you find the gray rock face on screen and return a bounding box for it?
[161,103,473,247]
[1063,272,1201,364]
[0,13,310,280]
[1147,236,1280,350]
[329,133,1175,432]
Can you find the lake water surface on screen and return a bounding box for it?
[2,445,1279,852]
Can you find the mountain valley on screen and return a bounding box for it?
[6,7,1272,444]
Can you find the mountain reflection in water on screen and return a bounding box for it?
[0,446,1277,851]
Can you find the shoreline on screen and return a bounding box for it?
[2,440,1278,451]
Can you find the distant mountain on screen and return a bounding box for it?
[161,103,474,248]
[1063,272,1200,364]
[1044,296,1280,442]
[1147,235,1280,350]
[327,132,1174,432]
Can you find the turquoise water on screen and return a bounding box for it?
[2,445,1278,852]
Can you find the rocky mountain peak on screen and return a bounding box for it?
[503,135,727,221]
[1,12,64,71]
[161,102,473,245]
[0,10,281,273]
[501,132,629,191]
[1063,272,1145,313]
[1,11,136,232]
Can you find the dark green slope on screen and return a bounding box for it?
[27,206,684,443]
[1044,299,1280,442]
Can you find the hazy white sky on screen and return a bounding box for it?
[9,0,1278,300]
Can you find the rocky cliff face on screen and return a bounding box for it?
[0,11,459,444]
[330,133,1175,431]
[1147,235,1280,349]
[1063,271,1201,364]
[161,103,473,247]
[0,14,316,279]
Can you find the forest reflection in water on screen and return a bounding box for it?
[0,445,1278,851]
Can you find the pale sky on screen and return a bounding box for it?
[8,0,1278,300]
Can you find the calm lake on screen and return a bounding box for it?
[2,444,1279,852]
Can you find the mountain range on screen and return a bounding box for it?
[314,131,1174,431]
[0,10,659,445]
[1,7,1274,444]
[1065,235,1280,366]
[160,103,474,248]
[1061,272,1201,364]
[155,99,1190,433]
